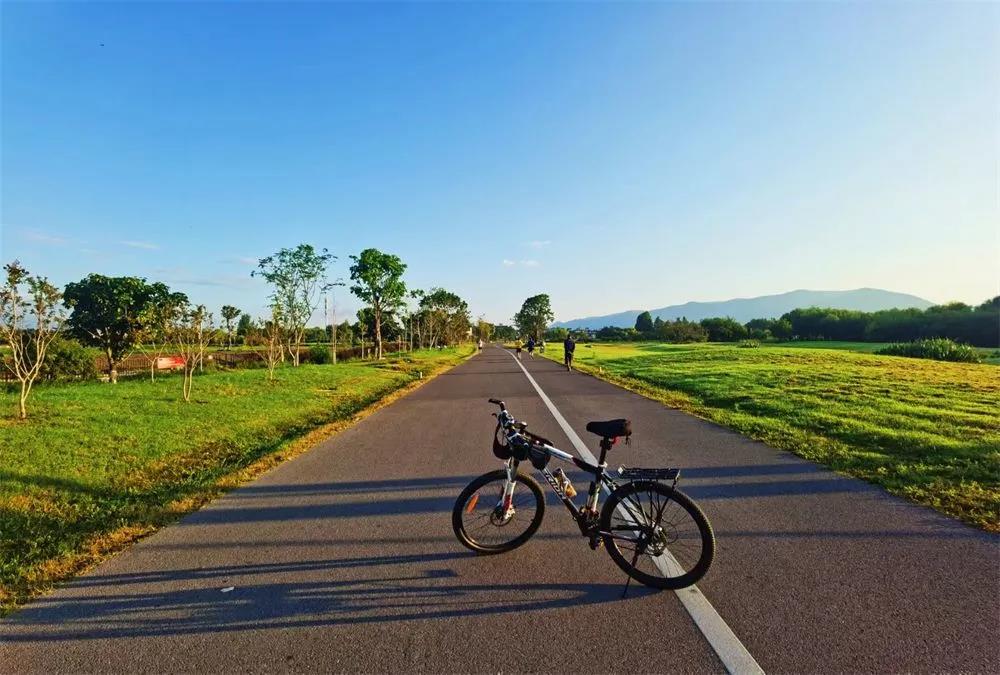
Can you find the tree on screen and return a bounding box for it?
[137,289,188,381]
[236,313,254,340]
[0,261,65,418]
[493,324,518,341]
[247,305,284,382]
[349,248,407,359]
[699,317,748,342]
[514,294,554,341]
[172,303,212,401]
[253,244,334,366]
[657,319,708,343]
[220,305,242,348]
[419,288,470,347]
[635,311,654,334]
[63,275,169,383]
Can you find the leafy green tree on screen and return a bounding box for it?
[635,311,654,334]
[254,244,334,366]
[493,324,518,341]
[514,294,554,341]
[657,319,708,343]
[220,305,242,348]
[236,313,254,339]
[1,261,65,418]
[545,327,569,341]
[349,248,407,359]
[420,288,470,346]
[63,274,172,383]
[699,317,748,342]
[653,316,665,332]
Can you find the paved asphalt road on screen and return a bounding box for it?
[2,346,998,673]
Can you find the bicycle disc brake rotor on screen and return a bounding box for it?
[489,497,515,526]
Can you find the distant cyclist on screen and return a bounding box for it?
[526,337,535,358]
[563,335,576,371]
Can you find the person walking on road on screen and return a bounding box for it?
[477,338,484,351]
[526,337,535,358]
[563,335,576,371]
[515,338,523,359]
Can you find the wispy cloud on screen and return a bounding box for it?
[121,240,159,250]
[502,259,541,268]
[236,256,257,265]
[526,240,551,249]
[520,259,541,267]
[502,259,516,267]
[22,230,69,245]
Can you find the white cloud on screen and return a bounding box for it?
[22,230,68,245]
[121,240,159,250]
[526,240,551,249]
[237,256,257,265]
[502,259,542,268]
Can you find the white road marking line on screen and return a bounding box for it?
[506,350,765,675]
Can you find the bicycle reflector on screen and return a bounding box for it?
[466,494,479,513]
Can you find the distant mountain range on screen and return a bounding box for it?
[553,288,934,330]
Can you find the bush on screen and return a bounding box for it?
[737,339,760,348]
[876,338,982,363]
[306,344,333,364]
[40,337,99,381]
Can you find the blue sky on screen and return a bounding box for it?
[2,2,996,325]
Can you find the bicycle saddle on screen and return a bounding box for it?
[585,419,631,439]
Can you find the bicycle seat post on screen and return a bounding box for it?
[598,437,613,465]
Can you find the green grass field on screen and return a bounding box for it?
[0,346,471,613]
[546,342,999,530]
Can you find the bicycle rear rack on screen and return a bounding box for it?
[617,467,680,481]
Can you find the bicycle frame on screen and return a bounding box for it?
[502,432,625,538]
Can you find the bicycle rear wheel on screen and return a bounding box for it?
[453,469,545,554]
[600,481,714,589]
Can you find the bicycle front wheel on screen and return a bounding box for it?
[600,481,714,589]
[453,469,545,554]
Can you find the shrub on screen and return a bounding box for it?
[876,338,982,363]
[40,336,99,381]
[306,344,333,364]
[737,339,760,348]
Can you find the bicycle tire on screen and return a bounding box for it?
[600,481,714,589]
[453,469,545,554]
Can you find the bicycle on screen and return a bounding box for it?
[452,399,715,590]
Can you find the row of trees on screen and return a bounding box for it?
[597,298,1000,346]
[2,245,474,419]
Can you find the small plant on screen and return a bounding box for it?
[738,339,761,348]
[40,336,99,381]
[876,338,982,363]
[307,343,333,364]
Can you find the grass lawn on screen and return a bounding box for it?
[0,346,472,613]
[545,342,999,531]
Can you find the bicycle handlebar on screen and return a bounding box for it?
[488,398,507,411]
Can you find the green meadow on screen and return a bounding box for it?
[545,342,1000,531]
[0,346,472,613]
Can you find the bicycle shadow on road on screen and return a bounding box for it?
[3,550,655,643]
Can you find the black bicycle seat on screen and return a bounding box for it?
[585,419,631,439]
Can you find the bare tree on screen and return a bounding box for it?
[137,290,187,382]
[0,261,65,419]
[248,305,284,382]
[172,304,212,402]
